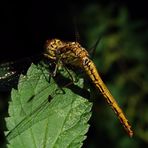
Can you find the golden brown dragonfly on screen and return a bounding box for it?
[44,38,133,137]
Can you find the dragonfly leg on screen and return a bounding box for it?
[38,61,52,82]
[52,62,58,77]
[50,55,65,77]
[63,65,79,84]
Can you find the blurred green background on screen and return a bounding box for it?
[0,0,148,147]
[77,3,148,148]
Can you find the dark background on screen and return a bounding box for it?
[0,0,148,147]
[0,0,147,61]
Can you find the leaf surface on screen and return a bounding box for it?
[5,63,92,148]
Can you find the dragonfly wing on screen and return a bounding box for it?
[0,55,43,91]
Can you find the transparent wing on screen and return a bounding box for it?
[0,56,51,91]
[0,57,34,91]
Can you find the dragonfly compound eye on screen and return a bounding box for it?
[44,39,64,60]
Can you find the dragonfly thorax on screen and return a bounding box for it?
[44,39,89,64]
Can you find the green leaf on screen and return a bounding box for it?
[5,63,92,148]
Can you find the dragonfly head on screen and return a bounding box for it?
[44,38,64,60]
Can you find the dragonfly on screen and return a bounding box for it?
[44,38,133,137]
[2,38,133,139]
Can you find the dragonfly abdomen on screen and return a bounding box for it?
[82,57,133,137]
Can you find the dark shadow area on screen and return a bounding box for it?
[53,72,90,100]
